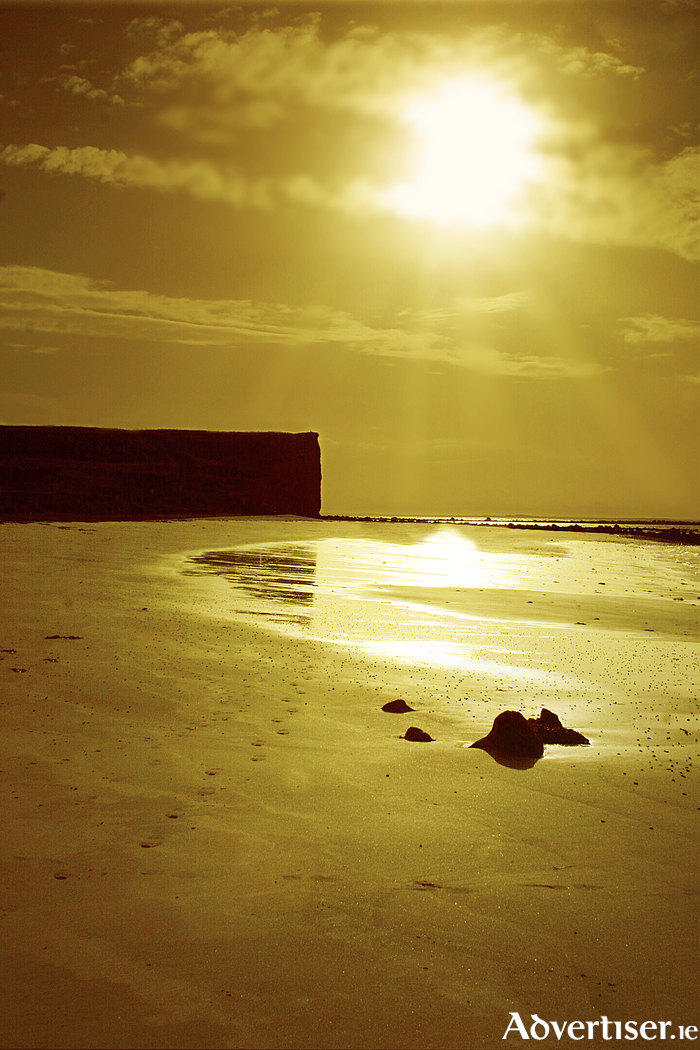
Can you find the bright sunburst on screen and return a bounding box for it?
[382,76,546,229]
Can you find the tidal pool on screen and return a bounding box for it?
[183,528,592,686]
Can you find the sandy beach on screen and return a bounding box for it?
[1,517,698,1049]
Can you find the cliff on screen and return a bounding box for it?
[0,427,321,519]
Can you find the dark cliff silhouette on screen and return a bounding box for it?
[0,426,321,519]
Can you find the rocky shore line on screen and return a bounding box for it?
[323,516,700,545]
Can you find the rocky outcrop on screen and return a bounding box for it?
[382,699,415,713]
[403,727,434,742]
[470,711,544,758]
[530,708,589,746]
[0,426,321,519]
[470,708,589,760]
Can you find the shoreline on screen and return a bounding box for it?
[2,513,698,547]
[323,516,700,545]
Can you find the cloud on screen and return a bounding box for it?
[620,313,700,344]
[125,18,185,40]
[4,341,60,354]
[4,16,692,260]
[113,20,643,135]
[1,144,271,206]
[0,265,596,379]
[0,265,430,351]
[115,22,447,124]
[0,142,392,217]
[528,142,700,261]
[370,340,598,377]
[461,293,529,314]
[522,36,644,80]
[62,75,124,105]
[5,131,696,263]
[399,293,529,325]
[0,265,337,346]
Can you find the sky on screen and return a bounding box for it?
[0,1,698,519]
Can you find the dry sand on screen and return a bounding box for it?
[0,518,698,1049]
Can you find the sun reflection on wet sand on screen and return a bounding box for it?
[182,521,700,710]
[184,527,584,683]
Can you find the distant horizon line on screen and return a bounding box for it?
[320,515,700,542]
[322,514,700,524]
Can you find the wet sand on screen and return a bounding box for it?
[0,518,698,1049]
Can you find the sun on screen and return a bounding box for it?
[381,76,546,230]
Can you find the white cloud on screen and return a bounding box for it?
[1,144,272,207]
[371,340,599,377]
[459,293,529,314]
[124,18,186,48]
[620,313,700,344]
[61,75,123,105]
[3,17,693,261]
[5,130,696,263]
[0,265,335,345]
[63,75,108,102]
[0,265,432,351]
[396,293,528,326]
[0,265,596,379]
[0,142,396,217]
[527,141,700,262]
[523,36,644,80]
[113,20,643,134]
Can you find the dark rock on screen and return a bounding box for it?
[382,699,415,713]
[403,726,434,742]
[470,711,544,758]
[471,708,589,761]
[529,708,589,746]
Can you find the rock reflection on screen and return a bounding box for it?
[186,543,316,625]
